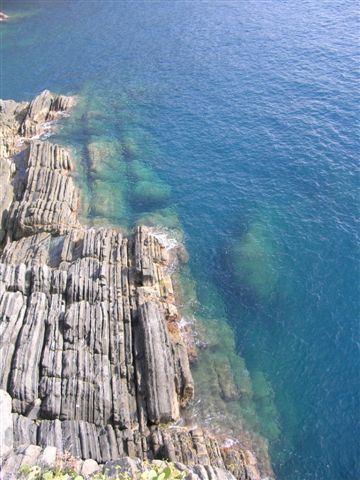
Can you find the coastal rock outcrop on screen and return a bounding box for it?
[0,91,76,243]
[7,141,80,239]
[0,91,265,479]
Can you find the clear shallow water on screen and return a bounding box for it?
[1,1,359,478]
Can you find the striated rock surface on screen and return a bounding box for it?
[7,141,81,240]
[0,90,77,243]
[0,91,267,480]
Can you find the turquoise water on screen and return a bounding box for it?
[1,1,359,478]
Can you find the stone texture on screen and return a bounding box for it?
[0,227,204,465]
[0,90,76,243]
[104,457,143,477]
[38,446,57,468]
[81,458,100,476]
[20,90,76,138]
[0,92,266,480]
[20,444,42,467]
[7,141,80,239]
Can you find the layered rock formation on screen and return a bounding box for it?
[0,91,266,479]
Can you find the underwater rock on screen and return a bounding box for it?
[214,356,240,401]
[130,159,157,182]
[252,371,280,441]
[231,356,253,401]
[82,95,113,138]
[230,220,278,301]
[92,179,128,224]
[87,138,129,226]
[122,136,141,159]
[87,138,124,178]
[133,180,171,206]
[129,160,172,206]
[136,207,182,233]
[188,313,277,477]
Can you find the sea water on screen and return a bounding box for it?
[1,1,359,479]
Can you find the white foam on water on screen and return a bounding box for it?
[179,316,195,328]
[43,121,55,129]
[150,228,178,251]
[221,437,239,448]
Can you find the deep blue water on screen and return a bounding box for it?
[1,1,359,479]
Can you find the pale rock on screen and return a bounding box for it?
[20,444,42,467]
[81,458,100,476]
[0,390,13,459]
[38,446,57,468]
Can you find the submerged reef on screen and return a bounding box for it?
[0,91,274,479]
[229,220,279,302]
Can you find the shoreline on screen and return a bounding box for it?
[0,90,273,480]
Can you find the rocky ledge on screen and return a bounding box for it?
[0,91,265,479]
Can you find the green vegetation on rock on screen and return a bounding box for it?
[19,461,187,480]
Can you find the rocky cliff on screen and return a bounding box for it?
[0,91,266,480]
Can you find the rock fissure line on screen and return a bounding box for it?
[0,90,268,480]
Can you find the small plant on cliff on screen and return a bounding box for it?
[140,460,187,480]
[20,463,83,480]
[93,471,130,480]
[20,460,187,480]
